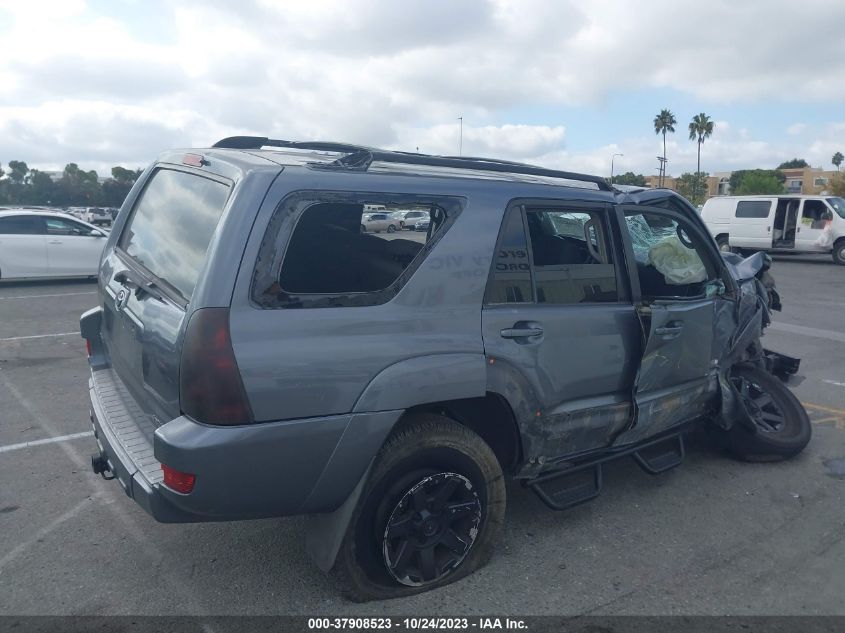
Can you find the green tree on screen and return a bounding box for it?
[777,158,809,169]
[688,113,714,176]
[653,108,676,187]
[832,152,843,171]
[111,166,142,183]
[22,170,57,205]
[56,162,101,205]
[674,172,709,205]
[729,169,785,193]
[101,165,143,207]
[735,172,784,195]
[7,160,28,184]
[613,172,648,186]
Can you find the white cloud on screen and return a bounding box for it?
[787,123,807,136]
[1,0,845,176]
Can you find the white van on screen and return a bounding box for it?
[700,195,845,265]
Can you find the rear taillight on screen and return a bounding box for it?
[179,308,254,425]
[85,339,92,357]
[161,464,196,494]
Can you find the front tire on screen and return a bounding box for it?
[334,414,506,601]
[387,224,396,233]
[722,365,811,461]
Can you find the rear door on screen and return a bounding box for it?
[729,199,774,249]
[481,202,640,459]
[0,215,48,278]
[43,216,105,276]
[614,206,723,445]
[100,167,231,423]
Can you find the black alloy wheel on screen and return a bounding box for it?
[381,472,481,587]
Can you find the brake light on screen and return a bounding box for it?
[182,153,207,167]
[161,464,196,494]
[179,308,254,425]
[85,339,92,357]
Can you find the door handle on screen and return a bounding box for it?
[654,321,684,337]
[500,325,544,339]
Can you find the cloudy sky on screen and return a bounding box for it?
[1,0,844,179]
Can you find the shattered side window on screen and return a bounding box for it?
[624,211,715,299]
[252,194,464,309]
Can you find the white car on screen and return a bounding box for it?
[361,212,400,233]
[83,207,112,226]
[0,210,108,280]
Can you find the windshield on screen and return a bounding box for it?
[826,198,845,219]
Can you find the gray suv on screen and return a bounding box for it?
[81,137,810,601]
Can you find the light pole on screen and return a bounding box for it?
[458,117,463,156]
[610,153,623,184]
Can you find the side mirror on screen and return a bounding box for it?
[89,229,106,238]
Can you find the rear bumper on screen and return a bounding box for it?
[88,366,401,523]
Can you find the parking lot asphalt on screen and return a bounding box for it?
[0,256,843,616]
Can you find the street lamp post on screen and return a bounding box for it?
[610,153,623,184]
[458,117,463,156]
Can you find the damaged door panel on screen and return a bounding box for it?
[612,206,723,445]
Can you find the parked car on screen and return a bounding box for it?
[0,210,107,280]
[701,194,845,264]
[361,212,399,233]
[82,137,809,602]
[83,207,112,226]
[414,217,430,231]
[388,211,407,228]
[398,209,428,229]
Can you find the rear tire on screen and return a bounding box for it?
[716,235,732,253]
[721,365,811,462]
[387,224,396,233]
[360,224,366,233]
[833,239,845,266]
[334,413,506,602]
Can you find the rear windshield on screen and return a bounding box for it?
[118,169,229,301]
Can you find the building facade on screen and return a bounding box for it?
[646,167,841,197]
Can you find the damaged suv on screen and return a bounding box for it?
[81,137,811,601]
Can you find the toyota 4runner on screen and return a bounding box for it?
[81,137,810,601]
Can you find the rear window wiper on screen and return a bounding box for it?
[113,269,171,304]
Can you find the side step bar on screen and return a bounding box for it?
[527,433,686,511]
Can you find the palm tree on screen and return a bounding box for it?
[833,151,844,171]
[688,113,714,175]
[653,109,677,187]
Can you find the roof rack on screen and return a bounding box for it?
[212,136,612,191]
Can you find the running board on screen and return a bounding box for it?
[632,434,685,474]
[528,464,603,511]
[527,431,686,511]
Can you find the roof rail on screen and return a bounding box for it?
[211,136,612,191]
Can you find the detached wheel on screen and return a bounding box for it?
[833,239,845,266]
[723,365,811,461]
[334,414,505,601]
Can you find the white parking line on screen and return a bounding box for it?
[822,380,845,388]
[769,321,845,344]
[0,431,93,454]
[0,332,78,342]
[0,291,96,301]
[0,494,102,570]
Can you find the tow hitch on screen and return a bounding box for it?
[91,453,115,480]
